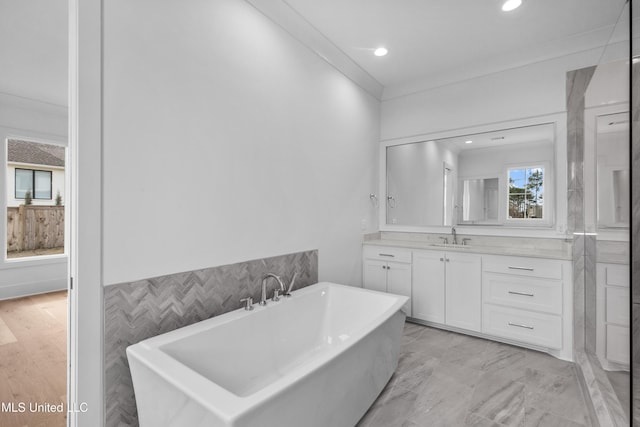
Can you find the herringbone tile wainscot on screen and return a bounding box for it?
[104,250,318,427]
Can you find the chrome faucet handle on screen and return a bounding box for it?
[439,237,449,244]
[462,238,472,246]
[240,297,254,311]
[284,272,298,297]
[272,289,281,302]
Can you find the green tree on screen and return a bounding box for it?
[526,170,543,206]
[508,177,526,218]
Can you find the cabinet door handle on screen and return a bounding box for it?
[508,266,534,271]
[440,258,444,262]
[445,259,450,262]
[508,322,534,330]
[379,253,395,258]
[382,265,387,270]
[508,291,534,297]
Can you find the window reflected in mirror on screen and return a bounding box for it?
[507,166,544,219]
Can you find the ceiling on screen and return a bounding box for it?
[281,0,628,96]
[0,0,629,107]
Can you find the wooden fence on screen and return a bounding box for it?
[7,205,64,252]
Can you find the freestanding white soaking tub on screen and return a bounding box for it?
[127,282,408,427]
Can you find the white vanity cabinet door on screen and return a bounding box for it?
[387,261,412,315]
[596,262,630,369]
[606,287,630,326]
[412,250,446,323]
[445,252,482,332]
[606,324,630,365]
[362,246,412,316]
[363,259,388,293]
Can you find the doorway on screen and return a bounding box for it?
[0,1,70,426]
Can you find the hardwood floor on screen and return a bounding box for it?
[0,291,67,427]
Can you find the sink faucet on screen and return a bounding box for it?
[451,227,457,245]
[260,273,285,306]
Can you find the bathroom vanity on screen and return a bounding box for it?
[363,236,573,360]
[596,261,630,369]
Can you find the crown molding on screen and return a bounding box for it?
[244,0,384,100]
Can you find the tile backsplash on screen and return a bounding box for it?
[104,250,318,427]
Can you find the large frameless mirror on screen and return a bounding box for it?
[385,123,555,228]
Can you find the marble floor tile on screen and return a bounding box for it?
[358,387,419,427]
[480,340,528,374]
[526,369,591,425]
[388,353,439,391]
[523,407,585,427]
[401,326,454,359]
[402,321,426,343]
[410,370,475,419]
[606,370,630,421]
[359,322,591,427]
[467,370,525,425]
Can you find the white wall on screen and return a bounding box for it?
[0,93,68,299]
[102,0,380,286]
[381,49,606,141]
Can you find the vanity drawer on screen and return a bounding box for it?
[482,304,562,349]
[483,255,562,280]
[362,245,412,263]
[482,274,562,315]
[605,287,630,326]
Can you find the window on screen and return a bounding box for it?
[15,168,52,199]
[508,166,544,219]
[6,139,65,259]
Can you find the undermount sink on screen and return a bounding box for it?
[429,243,472,249]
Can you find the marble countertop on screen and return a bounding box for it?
[363,239,573,261]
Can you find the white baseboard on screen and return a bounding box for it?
[0,278,67,300]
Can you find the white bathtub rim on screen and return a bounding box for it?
[127,282,408,423]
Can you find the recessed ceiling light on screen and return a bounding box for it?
[374,47,388,57]
[465,140,473,144]
[502,0,522,11]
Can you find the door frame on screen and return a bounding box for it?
[68,0,103,425]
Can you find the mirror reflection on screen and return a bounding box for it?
[460,178,498,224]
[596,112,629,229]
[386,123,555,227]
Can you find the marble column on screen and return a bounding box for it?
[566,66,596,352]
[567,65,631,427]
[631,59,640,427]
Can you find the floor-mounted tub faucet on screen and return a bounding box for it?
[451,227,457,245]
[260,274,286,305]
